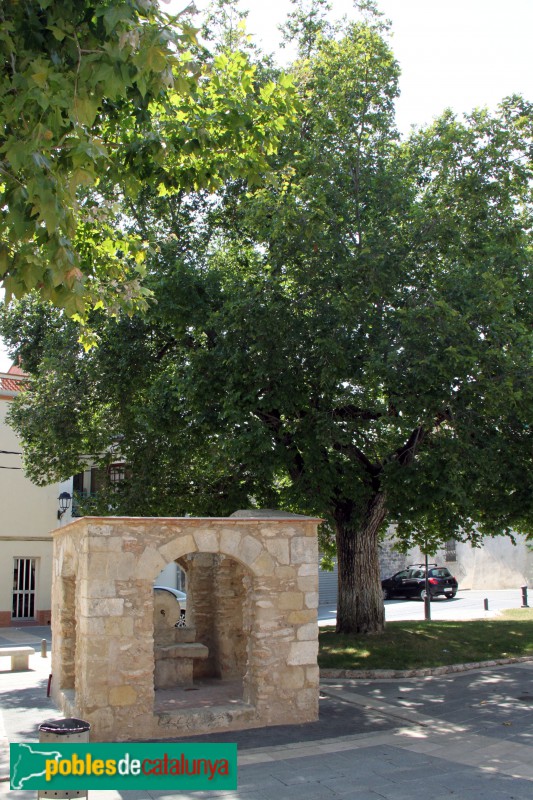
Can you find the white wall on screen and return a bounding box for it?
[409,535,533,590]
[0,401,60,534]
[0,399,60,619]
[452,537,532,590]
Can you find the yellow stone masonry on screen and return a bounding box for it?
[51,512,320,741]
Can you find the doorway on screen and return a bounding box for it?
[12,557,36,619]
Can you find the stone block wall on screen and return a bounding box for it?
[180,553,249,681]
[379,527,409,578]
[213,555,248,679]
[51,512,320,741]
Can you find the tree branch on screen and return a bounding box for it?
[252,408,305,481]
[331,404,383,421]
[332,441,381,476]
[392,425,425,466]
[388,407,454,468]
[155,338,177,361]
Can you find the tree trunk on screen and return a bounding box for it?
[335,493,387,635]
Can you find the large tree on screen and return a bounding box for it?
[2,8,532,635]
[0,0,295,326]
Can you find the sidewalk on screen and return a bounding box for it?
[0,626,51,652]
[1,630,532,799]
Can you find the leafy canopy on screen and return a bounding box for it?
[0,0,296,327]
[4,15,531,545]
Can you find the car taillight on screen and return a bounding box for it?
[428,578,439,585]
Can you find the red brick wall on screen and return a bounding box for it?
[0,611,11,627]
[36,609,51,625]
[0,609,51,626]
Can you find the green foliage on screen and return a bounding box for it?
[0,0,296,325]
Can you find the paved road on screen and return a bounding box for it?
[318,588,528,626]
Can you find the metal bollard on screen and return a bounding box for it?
[424,593,431,622]
[521,586,529,608]
[41,639,47,658]
[38,718,90,799]
[484,598,489,611]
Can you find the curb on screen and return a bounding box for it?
[320,655,533,680]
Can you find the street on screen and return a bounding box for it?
[318,587,529,626]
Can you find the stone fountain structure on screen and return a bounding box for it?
[51,511,320,741]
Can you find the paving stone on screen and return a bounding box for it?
[318,775,395,794]
[440,769,533,795]
[376,782,456,799]
[382,764,451,782]
[335,792,392,800]
[237,775,291,794]
[273,767,337,786]
[266,785,336,800]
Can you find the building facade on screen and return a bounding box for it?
[0,367,65,626]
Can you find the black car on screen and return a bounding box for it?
[382,564,458,601]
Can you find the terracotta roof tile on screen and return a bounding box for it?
[0,365,28,393]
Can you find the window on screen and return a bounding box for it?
[12,558,36,619]
[445,539,457,562]
[73,472,85,493]
[109,463,126,484]
[91,466,104,493]
[429,568,452,578]
[395,570,412,579]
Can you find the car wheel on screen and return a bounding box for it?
[383,588,390,601]
[447,591,457,599]
[419,588,430,601]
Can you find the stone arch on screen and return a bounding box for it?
[151,526,266,696]
[157,527,270,577]
[152,550,253,718]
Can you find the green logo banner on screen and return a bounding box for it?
[11,742,237,791]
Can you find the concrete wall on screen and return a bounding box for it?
[429,537,533,590]
[380,528,533,590]
[379,528,409,579]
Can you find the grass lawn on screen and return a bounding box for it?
[318,608,533,671]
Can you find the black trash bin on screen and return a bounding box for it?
[38,718,90,799]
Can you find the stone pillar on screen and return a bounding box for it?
[185,552,218,679]
[53,520,162,740]
[213,556,248,680]
[228,512,320,724]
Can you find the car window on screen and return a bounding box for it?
[429,568,451,578]
[411,570,424,579]
[394,570,411,579]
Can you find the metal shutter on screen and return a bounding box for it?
[318,559,338,605]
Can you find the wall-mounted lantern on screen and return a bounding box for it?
[57,492,72,521]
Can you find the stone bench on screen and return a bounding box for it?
[0,646,35,671]
[155,642,209,689]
